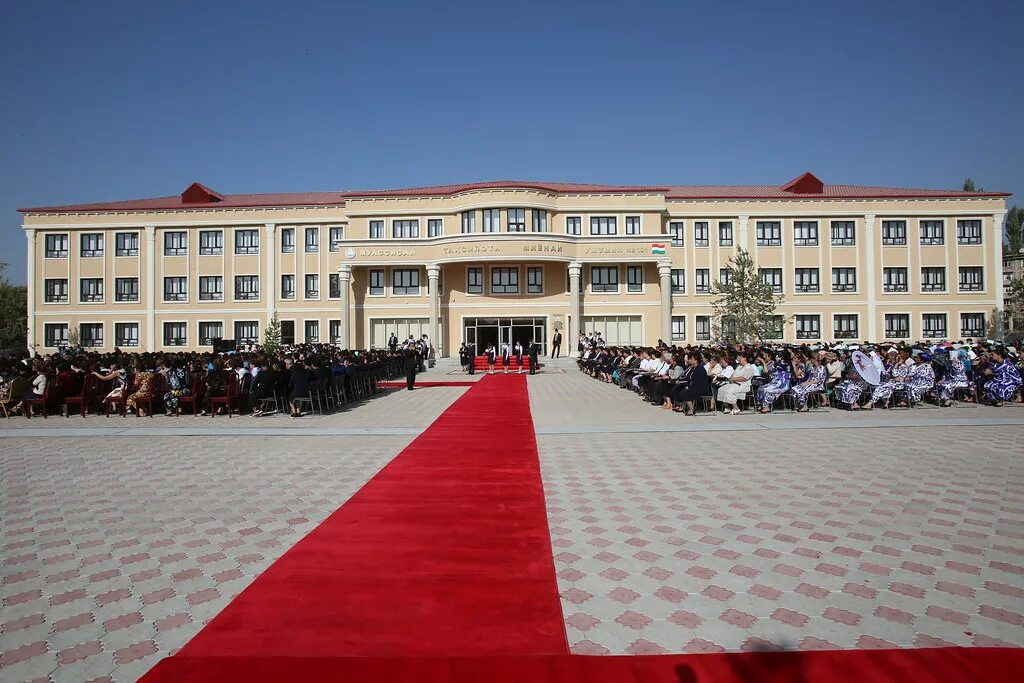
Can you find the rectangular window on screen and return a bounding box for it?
[427,218,443,237]
[115,232,139,256]
[756,221,782,246]
[695,268,711,294]
[718,221,734,247]
[590,216,617,235]
[163,231,187,256]
[44,278,69,303]
[671,316,686,341]
[234,275,259,300]
[305,274,319,299]
[199,276,223,301]
[830,221,856,246]
[329,320,342,344]
[81,323,104,347]
[491,267,519,294]
[461,211,476,234]
[467,267,483,295]
[763,315,785,340]
[45,234,69,258]
[759,268,783,293]
[591,266,619,293]
[329,274,340,298]
[80,233,104,258]
[922,313,947,339]
[329,226,345,251]
[392,269,421,295]
[885,313,910,339]
[833,314,859,339]
[304,226,319,253]
[163,322,187,347]
[625,216,641,235]
[281,274,296,299]
[793,221,819,246]
[693,221,710,247]
[163,276,187,302]
[831,267,857,293]
[235,321,259,345]
[369,269,385,296]
[199,230,223,255]
[958,266,983,292]
[369,220,385,239]
[920,220,945,245]
[280,227,295,253]
[392,219,419,238]
[483,209,501,233]
[115,322,139,347]
[627,265,643,293]
[696,316,711,341]
[305,320,320,343]
[882,220,907,246]
[671,268,685,294]
[79,278,103,302]
[234,229,259,254]
[114,277,138,302]
[566,216,581,235]
[883,267,908,292]
[957,219,982,245]
[719,268,732,285]
[795,314,821,340]
[921,267,946,292]
[532,209,548,233]
[794,268,820,293]
[960,312,985,338]
[506,208,526,232]
[44,323,69,347]
[527,266,544,293]
[669,221,685,247]
[198,321,223,346]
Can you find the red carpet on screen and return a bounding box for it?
[379,380,479,387]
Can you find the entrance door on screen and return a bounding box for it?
[463,317,546,351]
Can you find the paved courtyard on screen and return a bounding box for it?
[2,367,1023,681]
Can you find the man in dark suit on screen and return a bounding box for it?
[467,343,476,375]
[403,345,418,390]
[551,329,562,358]
[529,341,540,375]
[250,359,275,415]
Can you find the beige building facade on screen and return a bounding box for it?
[20,173,1010,355]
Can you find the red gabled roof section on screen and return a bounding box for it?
[181,182,225,205]
[781,171,824,194]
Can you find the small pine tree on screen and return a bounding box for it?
[962,178,977,192]
[710,248,788,343]
[263,311,282,354]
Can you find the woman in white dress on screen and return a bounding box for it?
[718,352,758,414]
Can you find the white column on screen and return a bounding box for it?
[337,264,352,349]
[659,262,673,343]
[568,261,582,348]
[264,223,276,321]
[737,214,750,251]
[25,228,36,353]
[145,225,156,351]
[427,263,441,356]
[993,211,1008,337]
[863,214,877,342]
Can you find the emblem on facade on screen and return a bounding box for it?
[344,248,356,259]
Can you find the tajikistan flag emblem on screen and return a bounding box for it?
[651,243,666,255]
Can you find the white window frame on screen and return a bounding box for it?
[565,216,582,236]
[532,209,548,233]
[44,233,69,259]
[304,226,320,253]
[884,313,911,339]
[831,267,857,293]
[590,216,617,236]
[163,231,188,256]
[881,220,907,246]
[392,219,419,239]
[795,314,821,340]
[198,321,224,347]
[669,221,685,247]
[919,220,945,245]
[44,278,69,304]
[718,221,734,247]
[833,314,859,339]
[921,266,947,293]
[755,221,782,247]
[199,230,223,255]
[304,273,320,300]
[921,313,948,339]
[114,321,139,348]
[526,265,544,294]
[625,216,642,235]
[114,277,139,303]
[671,268,685,294]
[793,221,819,247]
[392,268,421,296]
[234,229,260,255]
[794,268,820,294]
[80,232,104,258]
[671,316,686,341]
[369,220,385,239]
[427,218,444,238]
[882,267,909,293]
[461,211,476,234]
[483,209,501,233]
[695,268,712,294]
[162,276,188,303]
[590,266,619,294]
[280,274,296,300]
[490,266,520,295]
[234,320,260,345]
[115,231,139,257]
[80,322,105,348]
[199,275,224,301]
[329,225,345,251]
[830,220,856,246]
[466,266,483,295]
[163,321,188,347]
[368,269,386,296]
[79,277,104,304]
[234,274,260,301]
[43,322,70,348]
[626,265,644,294]
[956,219,983,245]
[507,208,526,232]
[958,266,984,292]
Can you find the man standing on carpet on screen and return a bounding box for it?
[403,343,418,390]
[529,340,540,375]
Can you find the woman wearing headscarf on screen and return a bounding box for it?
[906,352,936,404]
[864,348,910,410]
[756,351,791,413]
[936,349,969,407]
[983,347,1022,406]
[788,354,827,412]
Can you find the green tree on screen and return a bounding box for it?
[262,310,282,354]
[962,178,977,192]
[0,262,27,352]
[1005,206,1024,256]
[710,248,788,343]
[1006,277,1024,333]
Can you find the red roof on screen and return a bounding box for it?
[18,173,1009,213]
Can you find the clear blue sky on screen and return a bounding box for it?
[2,0,1021,282]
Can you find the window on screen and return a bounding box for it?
[115,277,138,302]
[304,227,319,253]
[830,221,855,246]
[199,276,223,301]
[882,220,907,246]
[885,313,910,339]
[796,315,821,340]
[566,216,581,235]
[693,221,709,247]
[831,268,857,293]
[393,269,421,295]
[234,275,259,300]
[163,276,187,302]
[44,323,69,347]
[759,268,783,293]
[696,316,711,341]
[279,227,296,253]
[281,274,296,300]
[669,221,685,247]
[883,267,908,292]
[671,316,686,341]
[920,220,944,245]
[591,266,618,293]
[960,312,985,338]
[671,268,685,294]
[959,266,983,292]
[369,220,385,239]
[369,269,385,296]
[329,274,340,298]
[45,234,69,258]
[763,315,785,340]
[529,209,546,233]
[305,274,319,299]
[695,269,711,294]
[718,221,734,247]
[115,323,139,348]
[527,266,543,294]
[833,314,859,339]
[235,229,259,254]
[461,211,476,234]
[506,209,526,232]
[81,323,104,347]
[329,320,342,344]
[921,313,947,338]
[80,278,103,302]
[467,267,483,295]
[305,320,320,343]
[199,230,223,255]
[957,219,982,245]
[427,219,443,238]
[483,209,501,233]
[625,216,641,235]
[163,322,187,347]
[163,231,187,256]
[719,268,732,285]
[115,232,139,256]
[235,321,259,345]
[329,226,345,251]
[627,265,643,293]
[794,268,819,293]
[198,322,222,346]
[756,221,781,246]
[793,221,818,246]
[590,216,617,236]
[80,233,104,258]
[491,267,519,294]
[392,219,419,239]
[921,267,946,292]
[44,279,69,303]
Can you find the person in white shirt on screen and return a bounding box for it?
[718,352,758,414]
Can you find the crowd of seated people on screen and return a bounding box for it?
[0,344,407,419]
[578,337,1023,414]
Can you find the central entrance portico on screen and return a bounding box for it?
[463,316,547,351]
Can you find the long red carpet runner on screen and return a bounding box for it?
[143,375,1022,682]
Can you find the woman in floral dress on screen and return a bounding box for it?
[906,353,936,404]
[936,351,969,406]
[983,347,1023,406]
[125,360,156,416]
[162,360,192,415]
[789,355,827,411]
[756,352,792,413]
